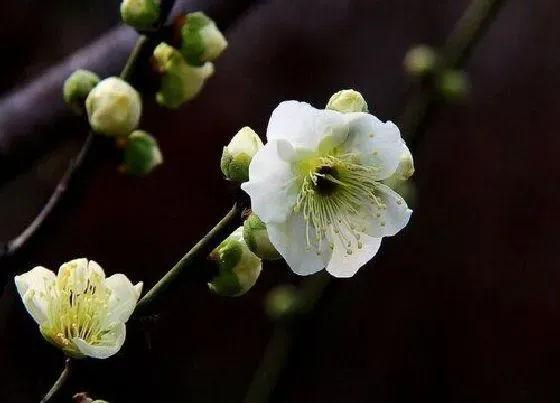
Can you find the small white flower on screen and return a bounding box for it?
[241,100,412,278]
[14,258,143,359]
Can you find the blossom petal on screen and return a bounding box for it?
[343,113,405,180]
[103,274,142,326]
[366,183,412,238]
[241,140,299,223]
[87,260,106,280]
[326,232,382,278]
[74,323,126,359]
[266,213,330,276]
[60,258,88,275]
[267,101,348,149]
[14,266,55,325]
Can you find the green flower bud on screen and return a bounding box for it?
[220,127,263,183]
[243,212,281,260]
[438,70,469,101]
[122,130,163,175]
[120,0,160,31]
[326,89,368,113]
[63,70,100,115]
[152,42,214,109]
[404,45,437,79]
[265,285,300,320]
[179,12,228,66]
[85,77,142,137]
[209,227,262,297]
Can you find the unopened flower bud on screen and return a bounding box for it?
[438,70,469,100]
[383,145,414,193]
[152,42,214,109]
[120,0,160,31]
[243,212,280,260]
[326,89,368,113]
[404,45,437,79]
[220,127,263,183]
[209,227,262,297]
[122,130,163,175]
[63,70,100,115]
[85,77,142,136]
[265,285,300,320]
[179,12,228,66]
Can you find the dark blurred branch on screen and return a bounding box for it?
[243,273,331,403]
[243,0,510,402]
[402,0,509,148]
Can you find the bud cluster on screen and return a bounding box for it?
[151,12,228,109]
[63,73,162,175]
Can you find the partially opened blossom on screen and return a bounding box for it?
[14,258,143,359]
[241,95,413,278]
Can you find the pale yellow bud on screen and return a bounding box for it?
[85,77,141,137]
[220,127,263,183]
[326,89,368,113]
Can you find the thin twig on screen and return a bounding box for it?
[120,36,148,80]
[2,133,93,259]
[135,204,240,311]
[243,1,510,402]
[40,358,71,403]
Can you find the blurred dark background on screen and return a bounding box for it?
[1,0,560,402]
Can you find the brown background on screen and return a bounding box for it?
[1,0,559,402]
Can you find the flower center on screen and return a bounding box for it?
[40,263,111,356]
[294,153,387,256]
[314,165,338,195]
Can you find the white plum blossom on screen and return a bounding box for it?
[15,258,143,359]
[241,100,413,278]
